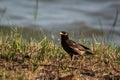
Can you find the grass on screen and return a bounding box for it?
[0,26,120,80]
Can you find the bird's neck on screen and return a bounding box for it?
[61,36,69,41]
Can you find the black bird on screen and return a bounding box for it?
[59,31,94,61]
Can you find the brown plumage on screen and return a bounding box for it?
[59,31,94,60]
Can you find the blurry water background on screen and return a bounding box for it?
[0,0,120,43]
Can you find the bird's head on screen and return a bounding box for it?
[59,31,69,40]
[59,31,68,36]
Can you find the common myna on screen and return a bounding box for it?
[59,31,94,61]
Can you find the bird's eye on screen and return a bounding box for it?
[65,33,68,35]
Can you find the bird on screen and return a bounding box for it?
[59,31,94,61]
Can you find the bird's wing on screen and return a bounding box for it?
[78,44,90,50]
[66,40,87,54]
[66,40,94,55]
[67,40,89,50]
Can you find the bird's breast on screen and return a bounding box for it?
[61,40,74,53]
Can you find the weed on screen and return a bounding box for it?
[0,27,119,80]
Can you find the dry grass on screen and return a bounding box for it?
[0,28,120,80]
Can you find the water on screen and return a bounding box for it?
[0,0,120,43]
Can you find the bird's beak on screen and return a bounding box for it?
[59,32,63,35]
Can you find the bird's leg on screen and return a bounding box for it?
[80,56,85,68]
[69,54,74,66]
[70,54,73,61]
[78,56,84,69]
[71,55,75,63]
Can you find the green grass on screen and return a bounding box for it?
[0,26,120,80]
